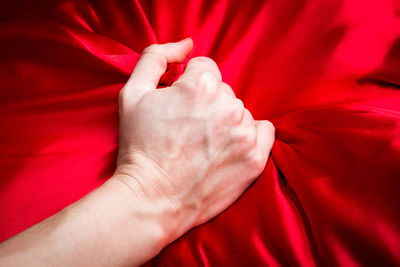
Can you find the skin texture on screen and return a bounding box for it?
[0,38,275,266]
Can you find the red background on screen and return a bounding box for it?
[1,0,400,265]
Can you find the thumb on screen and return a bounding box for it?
[254,120,275,166]
[123,38,193,104]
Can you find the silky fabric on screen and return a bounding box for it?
[1,0,400,266]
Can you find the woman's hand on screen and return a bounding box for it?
[114,38,275,240]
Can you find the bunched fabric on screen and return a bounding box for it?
[1,0,400,266]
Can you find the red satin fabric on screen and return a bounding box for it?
[1,0,400,265]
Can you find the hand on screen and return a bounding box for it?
[114,38,275,240]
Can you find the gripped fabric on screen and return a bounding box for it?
[1,0,400,266]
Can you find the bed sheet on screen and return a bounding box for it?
[1,0,400,265]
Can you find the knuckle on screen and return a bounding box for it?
[199,70,216,79]
[233,98,244,109]
[248,150,265,172]
[233,127,257,147]
[186,57,222,84]
[198,71,218,95]
[225,99,244,122]
[264,120,276,136]
[221,83,235,97]
[233,99,244,118]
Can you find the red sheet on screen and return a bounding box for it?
[1,0,400,265]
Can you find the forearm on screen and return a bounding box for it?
[0,177,172,267]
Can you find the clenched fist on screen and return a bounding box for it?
[114,38,275,240]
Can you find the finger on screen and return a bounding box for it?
[125,38,193,101]
[241,108,256,128]
[173,57,223,98]
[177,57,222,85]
[220,82,236,98]
[254,120,275,164]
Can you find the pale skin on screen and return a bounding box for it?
[0,38,275,266]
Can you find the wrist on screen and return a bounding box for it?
[109,172,185,248]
